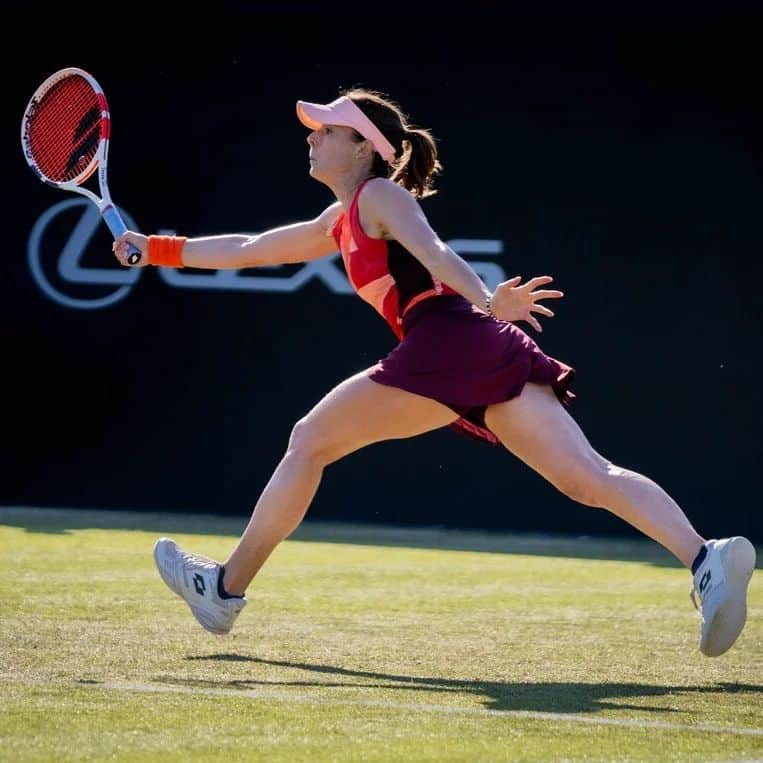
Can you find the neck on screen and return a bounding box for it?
[329,168,374,208]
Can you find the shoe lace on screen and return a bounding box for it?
[179,549,219,571]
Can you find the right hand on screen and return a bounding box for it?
[113,231,149,267]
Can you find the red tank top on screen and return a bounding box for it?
[331,178,458,339]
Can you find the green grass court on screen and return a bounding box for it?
[1,507,761,762]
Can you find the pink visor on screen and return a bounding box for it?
[296,96,396,162]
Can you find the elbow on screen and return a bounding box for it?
[238,235,262,267]
[424,243,451,276]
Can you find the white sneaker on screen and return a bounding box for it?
[690,536,756,657]
[153,537,247,635]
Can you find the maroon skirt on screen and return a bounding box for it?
[369,294,575,445]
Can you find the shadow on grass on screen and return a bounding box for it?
[0,505,711,568]
[177,654,763,715]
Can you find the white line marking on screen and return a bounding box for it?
[21,678,760,737]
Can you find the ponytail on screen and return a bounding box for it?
[346,89,442,199]
[390,128,441,199]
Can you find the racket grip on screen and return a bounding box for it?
[101,204,142,265]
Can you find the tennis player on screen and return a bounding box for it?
[113,88,755,656]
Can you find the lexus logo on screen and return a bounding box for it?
[28,198,142,310]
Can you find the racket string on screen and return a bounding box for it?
[27,76,101,184]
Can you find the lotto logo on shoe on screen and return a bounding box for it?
[193,574,206,596]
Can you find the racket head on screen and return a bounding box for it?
[21,67,109,188]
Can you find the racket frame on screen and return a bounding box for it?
[21,67,141,264]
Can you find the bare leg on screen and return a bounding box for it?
[484,383,705,568]
[222,371,458,594]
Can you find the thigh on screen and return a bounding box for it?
[484,383,607,486]
[294,369,459,462]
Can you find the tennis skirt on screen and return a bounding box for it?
[369,294,575,445]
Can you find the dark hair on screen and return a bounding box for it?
[340,87,442,199]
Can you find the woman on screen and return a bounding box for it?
[113,88,755,656]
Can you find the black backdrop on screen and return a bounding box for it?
[3,4,762,542]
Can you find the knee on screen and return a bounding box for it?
[287,417,334,467]
[553,461,611,508]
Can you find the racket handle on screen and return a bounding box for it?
[101,204,142,265]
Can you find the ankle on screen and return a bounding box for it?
[217,566,245,599]
[690,542,708,575]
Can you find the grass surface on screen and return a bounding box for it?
[1,506,761,762]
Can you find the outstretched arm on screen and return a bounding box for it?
[113,202,342,269]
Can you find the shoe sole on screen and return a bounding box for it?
[191,613,233,636]
[700,536,756,657]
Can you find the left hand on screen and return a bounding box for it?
[489,275,564,332]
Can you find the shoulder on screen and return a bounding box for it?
[358,179,427,240]
[358,178,419,219]
[316,200,344,236]
[360,177,412,204]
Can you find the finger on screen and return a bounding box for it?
[112,242,127,263]
[528,316,543,332]
[531,304,555,318]
[525,275,554,289]
[531,289,564,300]
[501,276,522,288]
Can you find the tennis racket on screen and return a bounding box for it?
[21,67,142,265]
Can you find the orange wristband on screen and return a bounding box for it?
[147,235,187,267]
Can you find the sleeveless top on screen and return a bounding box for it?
[330,178,458,339]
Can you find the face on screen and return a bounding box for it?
[306,124,370,182]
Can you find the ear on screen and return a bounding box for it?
[354,139,374,161]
